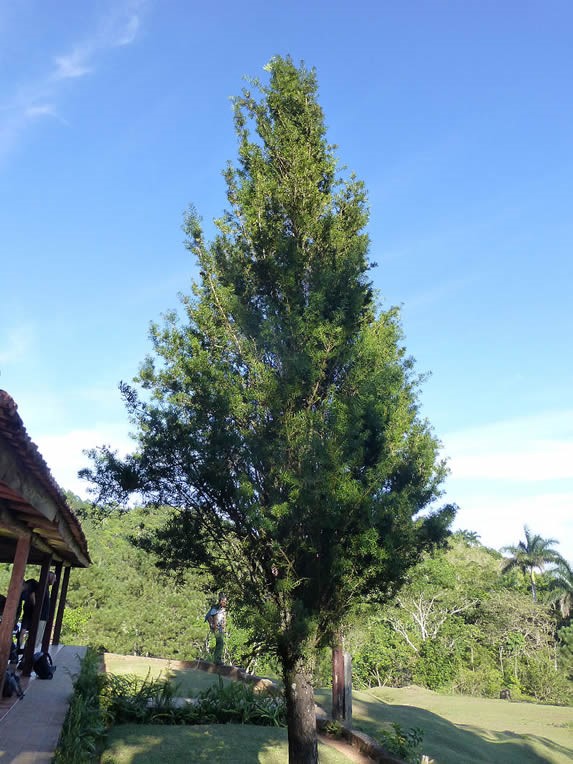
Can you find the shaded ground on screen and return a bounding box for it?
[100,723,359,763]
[316,684,573,764]
[102,654,374,762]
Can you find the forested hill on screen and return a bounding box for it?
[3,496,571,705]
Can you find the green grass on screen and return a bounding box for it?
[100,724,350,763]
[103,653,231,696]
[316,685,573,764]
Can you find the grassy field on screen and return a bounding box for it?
[316,685,573,764]
[101,656,573,763]
[101,724,350,763]
[103,653,232,696]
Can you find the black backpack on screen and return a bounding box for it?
[33,651,55,680]
[3,670,24,698]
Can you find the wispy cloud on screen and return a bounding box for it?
[53,49,93,80]
[0,325,35,365]
[0,0,146,162]
[443,410,573,482]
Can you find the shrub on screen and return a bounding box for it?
[54,648,106,764]
[375,722,424,764]
[101,672,287,727]
[521,656,573,705]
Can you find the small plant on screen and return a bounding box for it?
[100,671,179,725]
[376,722,424,764]
[54,648,106,764]
[193,675,287,726]
[100,671,287,727]
[324,719,345,738]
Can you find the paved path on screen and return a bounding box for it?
[0,644,85,763]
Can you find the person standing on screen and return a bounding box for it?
[205,592,228,665]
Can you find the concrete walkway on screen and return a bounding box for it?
[0,644,85,763]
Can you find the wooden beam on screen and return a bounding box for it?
[42,561,62,652]
[52,565,70,645]
[0,534,31,696]
[0,507,58,556]
[22,556,52,675]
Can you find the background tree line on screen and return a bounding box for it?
[5,497,567,706]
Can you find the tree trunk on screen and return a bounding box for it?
[530,570,537,602]
[283,660,318,764]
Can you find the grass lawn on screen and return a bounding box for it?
[100,724,350,763]
[103,653,232,696]
[316,685,573,764]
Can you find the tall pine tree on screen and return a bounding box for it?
[84,57,455,763]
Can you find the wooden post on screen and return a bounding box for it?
[332,646,353,723]
[52,565,71,645]
[332,646,345,721]
[343,651,353,725]
[0,534,31,696]
[42,560,62,652]
[21,555,52,676]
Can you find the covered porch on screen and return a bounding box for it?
[0,389,90,692]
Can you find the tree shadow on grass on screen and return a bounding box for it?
[100,723,348,764]
[344,693,572,764]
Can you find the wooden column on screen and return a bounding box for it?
[0,534,31,696]
[332,646,352,723]
[42,560,62,652]
[21,555,52,676]
[52,565,71,645]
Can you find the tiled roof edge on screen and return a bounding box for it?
[0,390,90,565]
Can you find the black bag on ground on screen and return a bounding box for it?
[33,651,54,679]
[3,670,24,698]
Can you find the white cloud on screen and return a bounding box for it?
[443,410,573,481]
[0,325,35,364]
[34,424,134,498]
[441,410,573,562]
[115,12,141,47]
[0,0,145,162]
[53,49,92,80]
[451,490,573,564]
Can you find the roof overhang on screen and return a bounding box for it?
[0,391,90,567]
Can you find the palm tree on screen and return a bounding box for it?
[546,560,573,619]
[501,525,565,601]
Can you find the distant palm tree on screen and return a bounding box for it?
[455,529,481,547]
[546,560,573,619]
[501,525,564,601]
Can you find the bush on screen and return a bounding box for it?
[54,648,106,764]
[375,722,424,764]
[521,656,573,705]
[413,639,458,690]
[451,665,504,698]
[101,672,287,727]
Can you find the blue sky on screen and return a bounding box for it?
[1,1,572,561]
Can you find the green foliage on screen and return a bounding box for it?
[520,656,573,705]
[350,618,414,688]
[346,535,572,703]
[54,648,106,764]
[502,525,565,601]
[82,57,454,697]
[413,636,459,691]
[62,507,217,660]
[545,560,573,620]
[374,722,424,764]
[101,672,287,727]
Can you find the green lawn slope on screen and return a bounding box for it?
[317,685,573,764]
